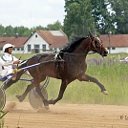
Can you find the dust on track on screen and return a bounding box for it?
[3,101,128,128]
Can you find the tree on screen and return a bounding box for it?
[4,25,14,36]
[46,21,63,30]
[0,25,32,37]
[14,26,32,36]
[0,25,5,36]
[64,0,95,39]
[90,0,115,34]
[108,0,128,34]
[64,0,127,37]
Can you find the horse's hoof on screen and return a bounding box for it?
[102,90,108,95]
[37,106,50,112]
[16,95,23,102]
[48,99,56,104]
[44,106,50,110]
[44,100,49,107]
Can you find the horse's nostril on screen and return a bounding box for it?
[104,50,108,54]
[102,51,108,56]
[105,51,108,56]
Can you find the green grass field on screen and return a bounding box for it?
[2,53,128,105]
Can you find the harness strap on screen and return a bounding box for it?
[0,74,13,81]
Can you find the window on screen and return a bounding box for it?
[27,44,31,52]
[17,48,20,51]
[35,34,38,38]
[21,47,24,51]
[49,48,52,51]
[34,44,39,49]
[54,48,57,51]
[42,44,46,51]
[112,47,115,50]
[34,44,40,53]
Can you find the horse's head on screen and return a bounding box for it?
[89,34,108,57]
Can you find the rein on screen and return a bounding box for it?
[17,59,64,72]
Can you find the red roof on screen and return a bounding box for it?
[0,37,28,48]
[100,34,128,47]
[36,30,68,48]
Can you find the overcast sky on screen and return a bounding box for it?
[0,0,65,28]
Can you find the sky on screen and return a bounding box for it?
[0,0,65,28]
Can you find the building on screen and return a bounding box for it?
[1,33,128,54]
[100,34,128,54]
[24,30,68,53]
[0,36,28,53]
[0,30,69,54]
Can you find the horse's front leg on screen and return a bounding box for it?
[78,74,108,95]
[48,80,70,105]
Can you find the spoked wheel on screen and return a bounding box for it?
[28,87,48,109]
[0,88,6,111]
[28,77,50,109]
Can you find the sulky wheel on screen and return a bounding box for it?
[28,87,48,109]
[0,88,6,111]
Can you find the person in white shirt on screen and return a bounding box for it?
[0,43,20,81]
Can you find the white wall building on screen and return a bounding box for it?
[100,34,128,54]
[0,30,69,54]
[24,32,49,53]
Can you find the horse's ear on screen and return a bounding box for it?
[88,31,94,40]
[88,31,93,38]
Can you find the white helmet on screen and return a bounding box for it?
[3,43,15,52]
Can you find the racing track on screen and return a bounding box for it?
[3,101,128,128]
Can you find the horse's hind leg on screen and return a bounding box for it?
[35,86,49,109]
[16,84,34,102]
[78,74,108,95]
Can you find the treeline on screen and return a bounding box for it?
[0,21,63,37]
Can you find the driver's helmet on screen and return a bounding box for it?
[3,43,15,52]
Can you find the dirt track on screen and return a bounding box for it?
[3,101,128,128]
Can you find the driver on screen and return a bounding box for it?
[0,43,20,81]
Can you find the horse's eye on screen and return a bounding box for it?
[95,41,100,47]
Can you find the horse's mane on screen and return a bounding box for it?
[60,37,86,53]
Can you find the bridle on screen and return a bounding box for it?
[89,36,103,52]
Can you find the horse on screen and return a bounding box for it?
[3,33,108,109]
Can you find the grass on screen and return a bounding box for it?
[0,119,4,128]
[0,111,5,128]
[2,53,128,105]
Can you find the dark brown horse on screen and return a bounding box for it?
[3,34,108,108]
